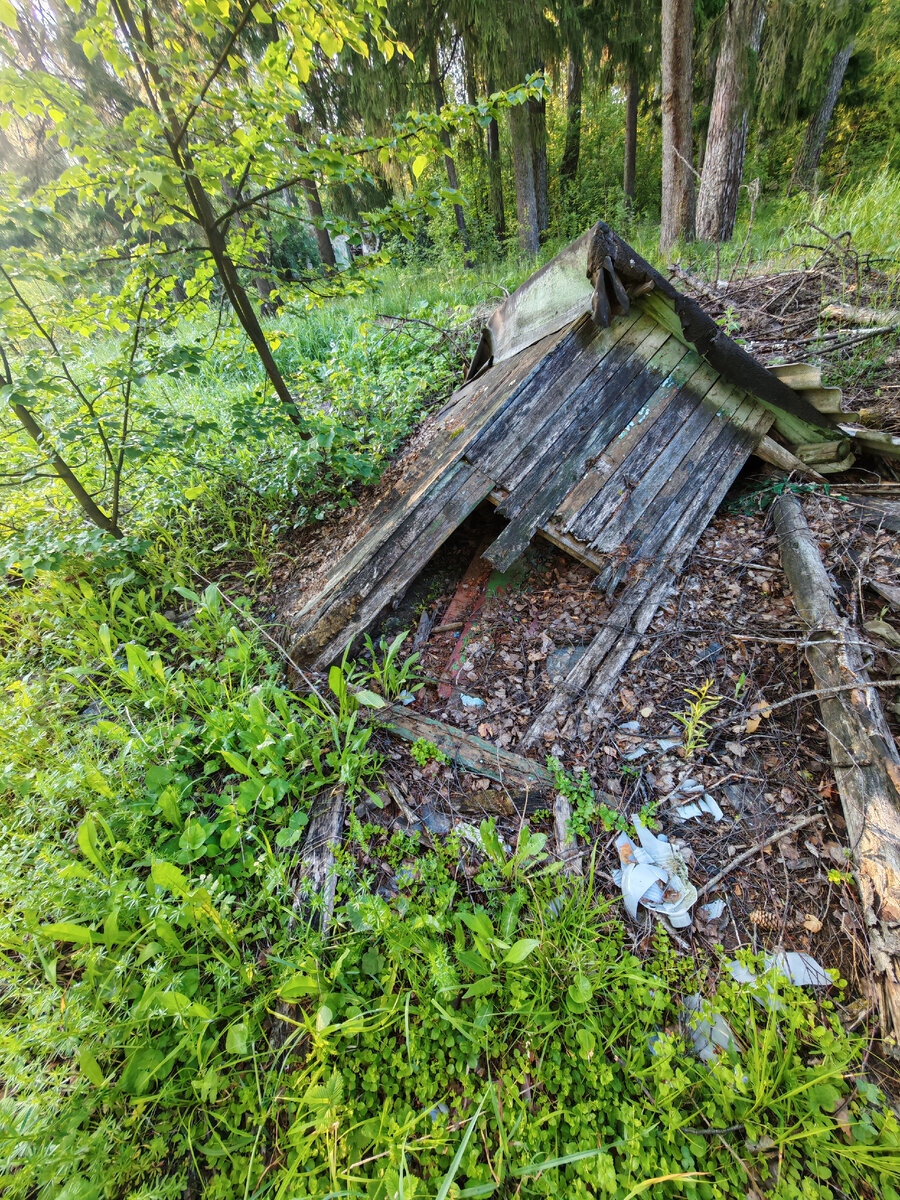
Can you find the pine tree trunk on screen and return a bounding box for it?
[660,0,695,251]
[560,44,583,187]
[486,86,506,242]
[791,40,853,192]
[529,95,549,235]
[623,63,639,208]
[429,43,471,258]
[300,176,336,270]
[695,0,766,242]
[509,103,540,255]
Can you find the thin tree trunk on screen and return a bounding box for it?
[108,0,302,425]
[560,43,583,186]
[509,102,539,255]
[11,401,123,537]
[695,0,766,243]
[623,63,639,208]
[529,94,549,236]
[223,181,280,317]
[486,76,506,242]
[660,0,695,252]
[300,176,336,270]
[429,42,471,258]
[791,40,854,192]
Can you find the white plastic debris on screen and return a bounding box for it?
[612,816,698,928]
[460,694,484,708]
[683,994,739,1064]
[726,951,831,1002]
[699,899,726,921]
[455,821,511,856]
[674,794,724,822]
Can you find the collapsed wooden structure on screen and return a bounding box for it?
[286,221,855,742]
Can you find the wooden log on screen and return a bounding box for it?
[773,493,900,1045]
[823,302,900,328]
[753,434,827,481]
[380,704,554,802]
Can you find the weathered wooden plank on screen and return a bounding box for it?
[493,323,676,499]
[477,312,658,485]
[595,396,771,592]
[297,784,346,936]
[523,399,772,743]
[584,379,747,553]
[553,356,717,531]
[381,705,555,800]
[561,358,719,539]
[291,458,480,658]
[483,337,688,572]
[588,222,835,433]
[309,465,497,668]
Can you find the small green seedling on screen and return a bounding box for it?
[410,737,448,766]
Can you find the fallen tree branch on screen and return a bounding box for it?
[699,814,821,897]
[773,492,900,1046]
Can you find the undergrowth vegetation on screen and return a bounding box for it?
[3,557,900,1199]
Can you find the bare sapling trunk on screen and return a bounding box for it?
[774,492,900,1043]
[11,400,124,538]
[660,0,695,251]
[791,40,854,192]
[560,44,583,187]
[509,102,540,255]
[695,0,766,242]
[624,63,639,209]
[429,43,472,260]
[108,0,303,427]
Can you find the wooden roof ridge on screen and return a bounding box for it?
[585,221,834,433]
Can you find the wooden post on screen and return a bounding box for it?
[773,493,900,1043]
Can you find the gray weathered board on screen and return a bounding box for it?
[285,235,783,740]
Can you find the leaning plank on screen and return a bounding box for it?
[754,434,827,481]
[308,464,497,668]
[773,493,900,1044]
[523,396,772,744]
[380,704,554,801]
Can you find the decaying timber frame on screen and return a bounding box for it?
[284,220,845,739]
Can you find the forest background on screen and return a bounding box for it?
[2,1,900,1198]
